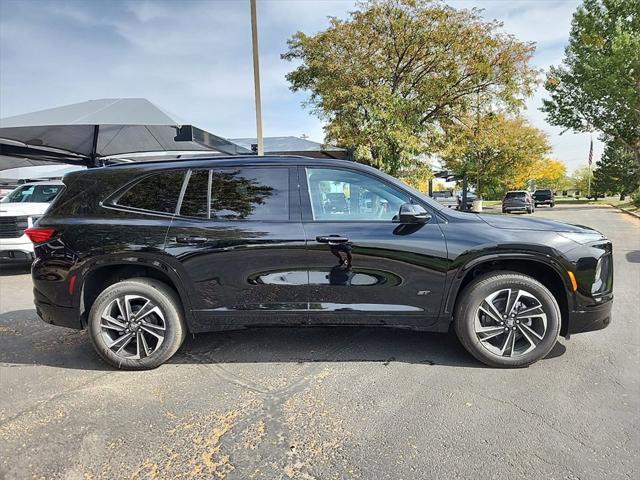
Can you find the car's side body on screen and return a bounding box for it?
[31,157,613,343]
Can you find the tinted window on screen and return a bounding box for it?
[505,192,527,199]
[180,170,209,218]
[210,168,289,220]
[176,167,289,221]
[1,184,63,203]
[306,167,409,221]
[116,171,185,214]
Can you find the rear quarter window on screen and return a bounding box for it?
[115,171,186,214]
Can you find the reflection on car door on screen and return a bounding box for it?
[165,166,308,331]
[300,166,449,329]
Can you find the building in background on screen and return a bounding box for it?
[230,136,350,160]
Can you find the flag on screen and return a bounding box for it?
[588,137,593,166]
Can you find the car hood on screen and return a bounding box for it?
[0,202,50,216]
[478,214,594,233]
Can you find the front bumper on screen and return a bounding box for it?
[566,294,613,336]
[0,237,34,260]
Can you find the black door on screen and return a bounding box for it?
[300,166,449,329]
[165,166,308,331]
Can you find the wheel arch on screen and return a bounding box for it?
[78,257,194,330]
[445,254,572,337]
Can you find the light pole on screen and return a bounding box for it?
[250,0,264,156]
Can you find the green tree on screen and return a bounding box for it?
[592,140,640,196]
[542,0,640,165]
[571,166,592,197]
[283,0,538,175]
[439,113,551,198]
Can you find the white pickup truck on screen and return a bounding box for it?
[432,190,458,208]
[0,181,64,261]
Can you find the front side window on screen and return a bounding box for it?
[305,167,409,221]
[178,167,289,221]
[116,171,185,214]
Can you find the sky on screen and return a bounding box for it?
[0,0,600,172]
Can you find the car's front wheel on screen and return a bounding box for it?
[454,272,561,368]
[87,278,187,370]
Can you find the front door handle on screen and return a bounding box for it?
[316,235,350,244]
[175,236,207,244]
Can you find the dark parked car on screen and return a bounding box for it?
[27,157,613,370]
[502,190,535,214]
[456,191,476,211]
[533,189,555,207]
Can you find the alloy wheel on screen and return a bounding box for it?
[474,288,547,357]
[100,295,166,359]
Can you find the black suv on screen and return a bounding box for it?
[28,157,613,370]
[533,189,555,208]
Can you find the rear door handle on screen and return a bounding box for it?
[316,235,350,244]
[175,236,207,244]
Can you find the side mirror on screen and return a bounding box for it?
[398,203,431,224]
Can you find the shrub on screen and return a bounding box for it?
[631,187,640,208]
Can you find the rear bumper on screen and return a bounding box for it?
[566,295,613,336]
[34,287,82,330]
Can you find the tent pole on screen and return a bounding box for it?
[89,125,102,167]
[250,0,264,156]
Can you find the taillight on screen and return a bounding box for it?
[24,227,56,244]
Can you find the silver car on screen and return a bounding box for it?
[502,190,535,214]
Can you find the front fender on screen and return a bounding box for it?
[442,249,573,316]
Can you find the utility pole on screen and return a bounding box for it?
[250,0,264,156]
[587,136,593,198]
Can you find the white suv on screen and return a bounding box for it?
[0,181,64,261]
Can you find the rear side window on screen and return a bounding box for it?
[181,170,210,218]
[116,171,185,214]
[178,167,289,221]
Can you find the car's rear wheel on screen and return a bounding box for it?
[454,272,560,368]
[87,278,186,370]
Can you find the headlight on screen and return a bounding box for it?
[558,231,605,244]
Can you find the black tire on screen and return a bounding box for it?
[87,278,187,370]
[502,209,507,214]
[550,202,555,208]
[454,271,561,368]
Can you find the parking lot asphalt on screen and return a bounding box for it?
[0,204,638,480]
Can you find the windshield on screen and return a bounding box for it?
[433,191,452,198]
[0,184,63,203]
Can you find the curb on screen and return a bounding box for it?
[613,206,640,220]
